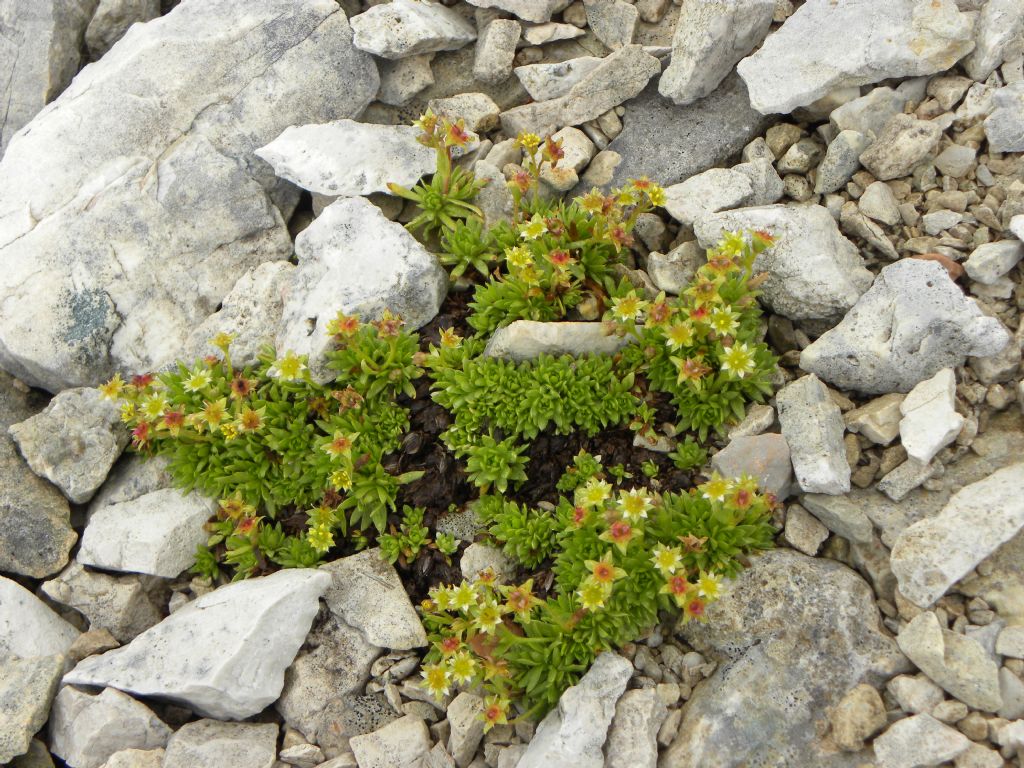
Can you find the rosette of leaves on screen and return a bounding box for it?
[464,434,529,493]
[475,494,558,569]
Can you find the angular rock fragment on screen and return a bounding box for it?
[776,375,850,495]
[0,654,65,764]
[0,575,80,658]
[483,321,630,362]
[162,720,278,768]
[350,0,476,59]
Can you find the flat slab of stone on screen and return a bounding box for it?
[256,120,436,198]
[891,463,1024,608]
[64,569,332,720]
[483,321,630,362]
[0,575,79,658]
[162,720,277,768]
[350,0,476,59]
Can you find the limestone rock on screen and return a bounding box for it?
[460,543,517,583]
[78,487,215,578]
[776,374,851,495]
[801,494,874,544]
[350,0,476,59]
[829,86,909,140]
[898,368,964,465]
[321,548,427,650]
[800,259,1009,394]
[663,550,907,767]
[737,0,976,114]
[896,611,1003,712]
[277,197,447,383]
[0,0,378,393]
[427,93,500,132]
[101,749,165,768]
[598,73,770,190]
[257,120,436,198]
[376,54,435,107]
[694,205,871,325]
[963,0,1024,82]
[0,655,65,764]
[517,653,632,768]
[447,693,484,768]
[659,0,774,107]
[276,615,381,747]
[828,684,886,752]
[859,114,943,181]
[0,0,98,155]
[499,46,660,137]
[815,130,871,194]
[710,433,792,499]
[0,372,76,578]
[0,575,79,658]
[9,387,127,504]
[514,58,603,102]
[49,687,171,768]
[464,0,569,23]
[845,393,905,446]
[782,503,829,556]
[964,241,1024,285]
[42,562,162,643]
[872,713,969,768]
[64,569,332,719]
[181,261,294,370]
[85,0,160,59]
[984,83,1024,153]
[348,715,432,768]
[604,688,667,768]
[891,463,1024,608]
[473,19,519,85]
[483,321,629,362]
[582,0,638,51]
[663,169,753,227]
[162,720,278,768]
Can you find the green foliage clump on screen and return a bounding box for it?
[668,437,708,471]
[421,469,777,719]
[555,450,605,493]
[379,505,459,566]
[103,313,425,580]
[464,435,529,493]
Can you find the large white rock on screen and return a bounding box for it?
[898,368,963,465]
[483,321,630,362]
[776,374,850,495]
[872,713,969,768]
[162,720,278,768]
[349,715,432,768]
[517,653,633,768]
[964,241,1024,285]
[320,548,426,650]
[77,487,215,578]
[800,259,1009,394]
[257,120,436,198]
[737,0,975,114]
[276,197,447,384]
[891,463,1024,609]
[0,0,378,393]
[350,0,476,59]
[464,0,569,23]
[694,205,872,325]
[896,611,1003,712]
[962,0,1024,82]
[659,0,774,107]
[63,569,332,719]
[0,0,98,156]
[604,688,667,768]
[0,574,79,658]
[9,387,127,504]
[984,83,1024,153]
[0,654,65,764]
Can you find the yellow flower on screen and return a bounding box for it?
[665,321,695,349]
[646,184,666,207]
[618,489,652,522]
[709,307,739,336]
[450,651,477,684]
[578,189,606,215]
[237,406,265,433]
[502,579,540,621]
[578,478,612,508]
[201,398,228,431]
[119,402,136,424]
[505,246,533,269]
[439,328,463,348]
[520,214,548,240]
[697,571,723,600]
[98,373,125,400]
[330,468,353,491]
[473,599,504,634]
[422,663,451,700]
[482,696,510,732]
[611,292,649,322]
[322,431,356,459]
[210,332,235,353]
[599,519,640,554]
[660,574,691,608]
[517,132,542,152]
[220,421,239,441]
[699,472,730,503]
[720,342,755,378]
[270,351,307,381]
[140,394,168,420]
[308,523,335,553]
[577,579,609,611]
[451,582,478,613]
[183,369,212,393]
[651,544,683,576]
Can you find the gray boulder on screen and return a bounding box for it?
[64,569,332,719]
[9,387,127,504]
[800,259,1010,394]
[0,0,99,156]
[737,0,975,114]
[694,205,872,325]
[0,0,378,393]
[662,550,908,767]
[0,371,75,578]
[276,197,447,384]
[963,0,1024,82]
[0,654,65,764]
[659,0,774,107]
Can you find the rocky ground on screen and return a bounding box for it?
[1,0,1024,767]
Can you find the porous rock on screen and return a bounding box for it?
[800,259,1009,394]
[663,550,908,767]
[64,569,332,720]
[0,0,378,393]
